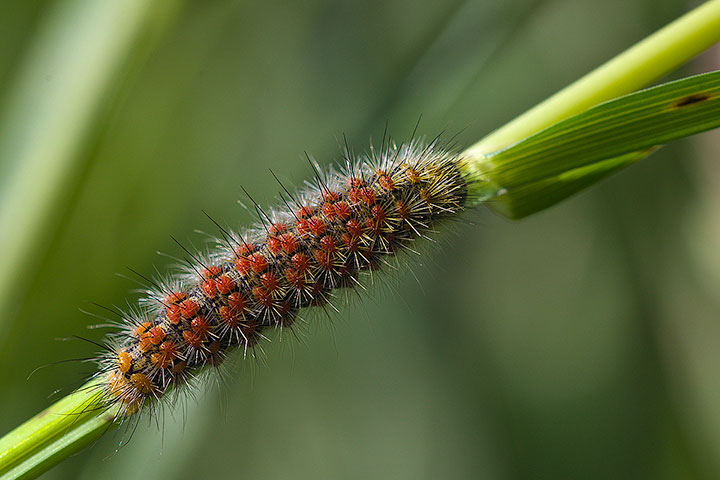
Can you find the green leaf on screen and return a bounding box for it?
[474,70,720,218]
[487,147,659,219]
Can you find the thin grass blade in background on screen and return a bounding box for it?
[0,0,180,342]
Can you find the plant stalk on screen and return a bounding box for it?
[463,0,720,182]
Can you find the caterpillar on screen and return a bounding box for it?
[90,138,473,419]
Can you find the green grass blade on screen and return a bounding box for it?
[487,148,658,219]
[0,0,180,339]
[464,0,720,157]
[0,412,112,480]
[473,70,720,218]
[0,379,113,479]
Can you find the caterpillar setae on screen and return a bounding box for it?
[90,138,474,419]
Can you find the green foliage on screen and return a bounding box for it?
[481,71,720,218]
[0,380,110,480]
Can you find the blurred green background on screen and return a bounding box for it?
[1,0,720,478]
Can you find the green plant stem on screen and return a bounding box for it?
[462,0,720,195]
[2,413,113,480]
[0,379,112,478]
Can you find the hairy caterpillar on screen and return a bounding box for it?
[88,138,473,419]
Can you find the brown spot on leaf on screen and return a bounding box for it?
[672,93,713,108]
